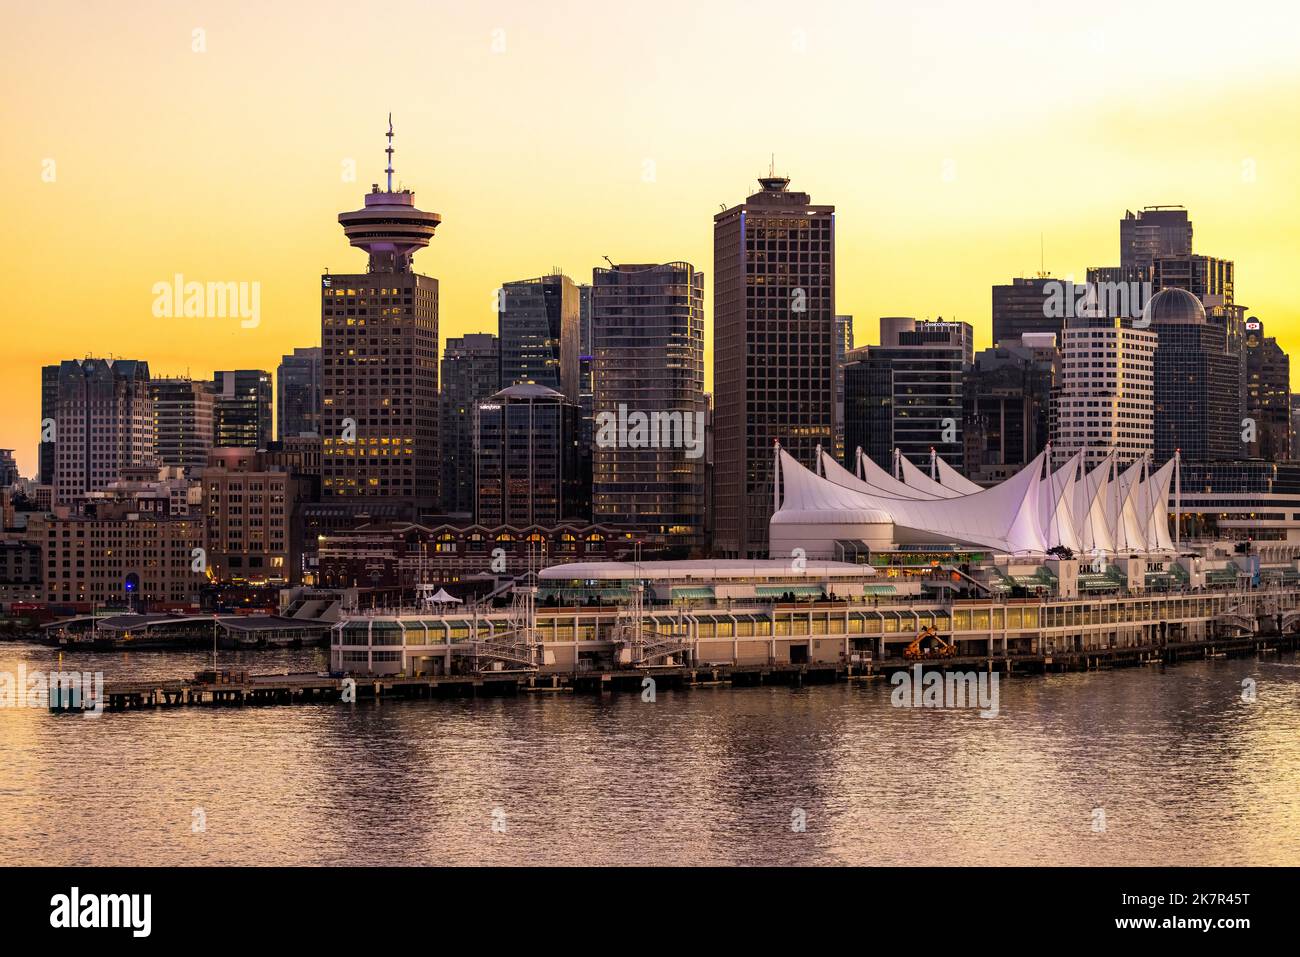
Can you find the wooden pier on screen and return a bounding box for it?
[54,630,1299,714]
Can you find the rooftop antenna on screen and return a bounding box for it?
[1039,232,1045,277]
[769,153,775,176]
[384,113,395,192]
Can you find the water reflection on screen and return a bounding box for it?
[1,643,1298,865]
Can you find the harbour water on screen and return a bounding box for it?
[2,641,1299,866]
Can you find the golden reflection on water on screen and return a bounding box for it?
[2,643,1299,865]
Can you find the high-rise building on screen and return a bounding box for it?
[834,315,854,464]
[844,348,894,474]
[277,347,323,439]
[1120,207,1193,270]
[212,370,273,449]
[992,276,1065,344]
[321,121,441,512]
[149,377,215,475]
[1148,288,1241,463]
[1052,316,1157,469]
[439,333,499,516]
[498,273,580,403]
[849,317,973,473]
[474,384,582,527]
[963,333,1059,486]
[39,364,58,485]
[1244,318,1291,461]
[714,172,835,558]
[1151,254,1234,305]
[591,262,706,551]
[52,358,154,506]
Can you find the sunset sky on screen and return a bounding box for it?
[3,0,1298,477]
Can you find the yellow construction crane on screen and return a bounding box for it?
[904,625,957,661]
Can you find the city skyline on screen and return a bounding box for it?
[5,1,1300,478]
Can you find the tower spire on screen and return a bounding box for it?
[385,113,395,192]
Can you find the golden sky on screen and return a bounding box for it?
[3,0,1298,476]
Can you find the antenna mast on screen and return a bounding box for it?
[385,113,395,192]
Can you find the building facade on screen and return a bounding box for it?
[1051,316,1157,469]
[474,384,582,527]
[498,273,580,403]
[591,262,706,552]
[200,448,306,585]
[277,347,323,439]
[713,173,835,558]
[1245,320,1291,461]
[212,370,273,449]
[27,507,203,609]
[52,358,154,506]
[150,377,215,475]
[439,333,500,515]
[963,334,1059,487]
[322,129,442,512]
[852,317,973,473]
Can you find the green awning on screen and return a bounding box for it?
[862,584,897,595]
[755,585,825,598]
[671,587,714,599]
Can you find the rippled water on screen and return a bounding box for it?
[2,641,1299,865]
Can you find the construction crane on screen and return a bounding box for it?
[904,625,957,661]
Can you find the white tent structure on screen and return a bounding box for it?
[898,453,967,499]
[770,443,1181,560]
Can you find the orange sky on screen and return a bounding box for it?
[3,0,1299,476]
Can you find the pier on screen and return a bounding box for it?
[54,629,1299,713]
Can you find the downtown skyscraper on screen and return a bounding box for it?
[321,122,440,513]
[591,262,706,552]
[713,172,835,559]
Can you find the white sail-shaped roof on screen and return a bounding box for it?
[1075,452,1116,556]
[1040,451,1082,553]
[1144,459,1177,552]
[898,454,966,498]
[775,447,1050,554]
[855,449,947,499]
[1112,459,1149,553]
[935,455,986,495]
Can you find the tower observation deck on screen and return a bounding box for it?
[337,116,441,274]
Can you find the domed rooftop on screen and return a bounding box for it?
[493,383,564,401]
[1142,287,1206,325]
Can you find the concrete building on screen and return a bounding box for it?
[713,171,835,558]
[149,377,215,474]
[439,333,499,516]
[26,506,204,609]
[52,358,154,506]
[212,370,273,449]
[201,448,308,585]
[322,121,441,512]
[474,384,583,527]
[277,347,323,439]
[1052,316,1157,469]
[498,273,580,404]
[591,262,706,552]
[834,315,854,463]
